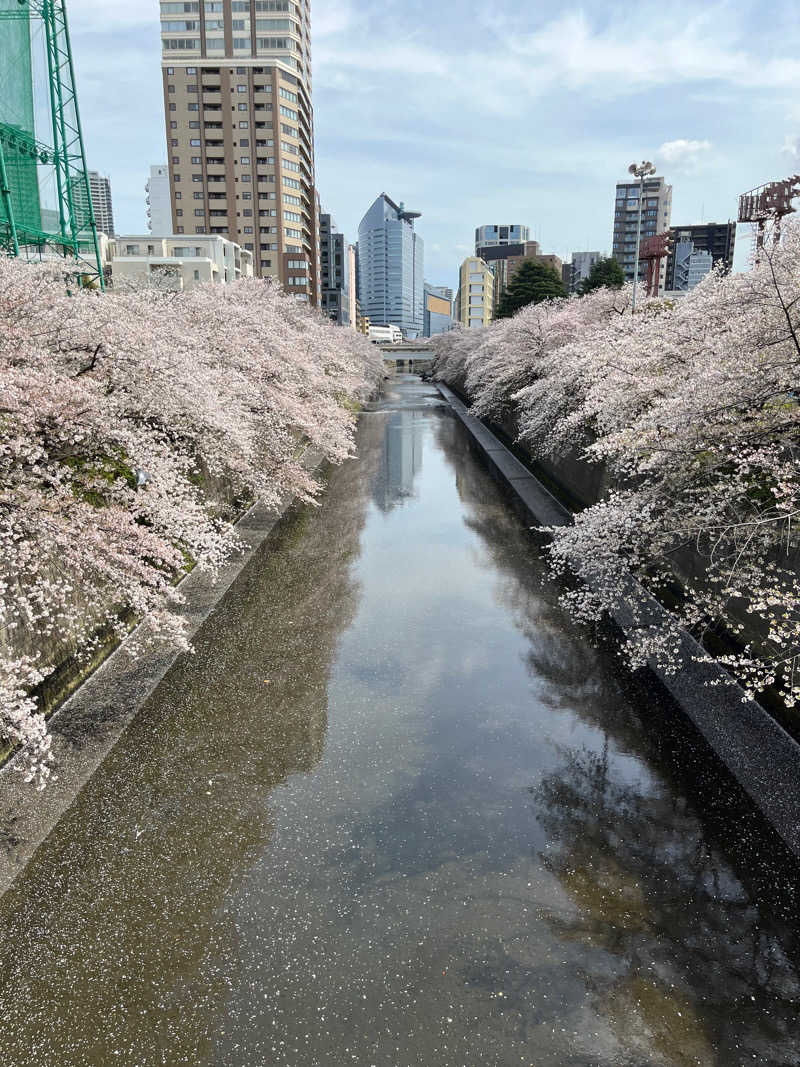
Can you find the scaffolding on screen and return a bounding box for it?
[0,0,104,288]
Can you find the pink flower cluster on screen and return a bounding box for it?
[434,221,800,708]
[0,258,382,786]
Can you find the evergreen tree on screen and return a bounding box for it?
[495,259,567,318]
[577,256,625,295]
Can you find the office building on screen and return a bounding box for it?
[159,0,319,303]
[480,240,538,307]
[423,283,454,336]
[146,165,172,235]
[320,213,351,325]
[71,170,115,236]
[564,250,605,293]
[611,175,672,292]
[346,245,357,329]
[475,224,530,256]
[357,192,424,337]
[455,256,494,328]
[516,251,562,277]
[665,222,736,291]
[480,240,562,305]
[110,234,253,289]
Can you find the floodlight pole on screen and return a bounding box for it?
[628,160,656,313]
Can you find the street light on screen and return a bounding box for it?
[627,160,657,312]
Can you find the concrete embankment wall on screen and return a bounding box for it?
[436,382,800,860]
[0,446,328,895]
[0,456,256,753]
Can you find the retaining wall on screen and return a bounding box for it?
[437,382,800,859]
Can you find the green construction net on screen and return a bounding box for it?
[0,0,43,243]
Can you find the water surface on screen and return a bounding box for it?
[0,377,798,1067]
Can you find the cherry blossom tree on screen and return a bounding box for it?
[0,258,382,786]
[433,221,800,709]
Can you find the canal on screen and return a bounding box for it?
[0,376,798,1066]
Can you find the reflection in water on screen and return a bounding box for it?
[373,408,426,512]
[0,379,799,1067]
[436,411,800,1066]
[0,443,374,1066]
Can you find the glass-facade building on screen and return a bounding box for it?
[423,283,454,336]
[357,193,424,338]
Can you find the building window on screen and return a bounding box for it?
[237,84,247,93]
[168,84,175,94]
[189,138,200,146]
[175,208,183,216]
[194,269,200,281]
[239,120,249,128]
[238,102,248,111]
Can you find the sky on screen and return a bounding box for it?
[63,0,800,290]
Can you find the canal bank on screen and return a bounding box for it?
[0,445,327,895]
[0,377,798,1067]
[435,382,800,861]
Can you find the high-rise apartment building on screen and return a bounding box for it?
[146,165,173,234]
[455,256,493,328]
[357,193,424,337]
[664,222,736,291]
[475,224,530,256]
[72,170,115,236]
[319,212,351,325]
[159,0,319,303]
[611,175,672,292]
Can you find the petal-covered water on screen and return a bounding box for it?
[0,376,798,1067]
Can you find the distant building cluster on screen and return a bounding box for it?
[58,3,738,332]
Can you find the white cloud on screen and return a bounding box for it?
[657,139,713,166]
[782,134,800,166]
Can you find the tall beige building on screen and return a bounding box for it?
[160,0,319,304]
[455,256,494,328]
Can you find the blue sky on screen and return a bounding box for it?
[65,0,800,289]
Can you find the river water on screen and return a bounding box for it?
[0,376,798,1067]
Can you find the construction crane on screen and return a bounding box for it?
[0,0,104,288]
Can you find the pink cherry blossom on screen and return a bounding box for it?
[434,220,800,709]
[0,258,382,787]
